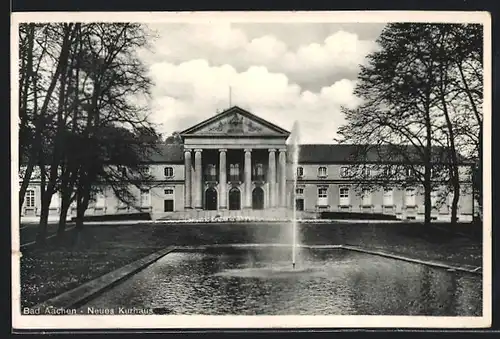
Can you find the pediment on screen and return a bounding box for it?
[180,106,290,137]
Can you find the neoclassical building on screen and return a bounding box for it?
[20,106,475,221]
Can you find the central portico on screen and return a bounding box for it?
[180,106,290,211]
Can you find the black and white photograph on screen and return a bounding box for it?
[11,11,491,330]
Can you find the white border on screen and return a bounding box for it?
[11,11,492,330]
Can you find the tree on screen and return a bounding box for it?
[338,24,439,224]
[18,23,73,217]
[60,23,159,244]
[165,131,182,144]
[18,22,160,245]
[338,23,483,225]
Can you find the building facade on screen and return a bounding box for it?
[20,106,475,221]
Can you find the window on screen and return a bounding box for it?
[164,188,174,195]
[295,188,304,195]
[164,199,174,212]
[139,166,150,175]
[296,166,304,177]
[164,166,174,177]
[318,166,328,178]
[405,188,416,206]
[340,166,349,178]
[206,164,217,181]
[362,188,371,206]
[295,198,304,211]
[140,189,150,207]
[383,187,394,206]
[255,163,264,176]
[253,163,264,180]
[25,189,35,208]
[317,187,328,206]
[339,187,350,206]
[230,164,240,181]
[383,166,393,177]
[362,167,371,177]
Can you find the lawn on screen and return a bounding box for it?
[19,221,483,309]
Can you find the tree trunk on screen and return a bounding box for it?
[19,24,74,217]
[451,183,460,224]
[423,172,432,225]
[73,180,91,247]
[57,192,71,238]
[35,163,48,245]
[36,189,53,245]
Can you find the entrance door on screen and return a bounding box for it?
[252,187,264,210]
[164,199,174,212]
[229,187,241,210]
[205,188,218,210]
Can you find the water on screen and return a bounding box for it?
[80,247,482,316]
[290,121,301,269]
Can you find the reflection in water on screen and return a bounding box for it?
[81,248,482,316]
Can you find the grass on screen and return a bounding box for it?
[19,221,483,309]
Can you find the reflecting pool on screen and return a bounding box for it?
[80,247,482,316]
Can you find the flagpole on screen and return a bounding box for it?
[229,86,232,108]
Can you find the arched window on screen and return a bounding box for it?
[318,166,328,178]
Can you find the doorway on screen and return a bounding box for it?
[205,187,218,210]
[252,187,264,210]
[295,198,304,211]
[164,199,174,212]
[229,187,241,210]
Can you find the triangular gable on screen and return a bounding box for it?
[180,106,290,137]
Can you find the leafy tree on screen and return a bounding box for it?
[18,22,160,245]
[338,23,482,224]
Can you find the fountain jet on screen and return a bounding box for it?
[290,121,301,269]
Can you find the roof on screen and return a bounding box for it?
[287,144,471,165]
[140,144,184,163]
[179,106,290,137]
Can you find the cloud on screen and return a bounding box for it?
[143,23,378,90]
[148,59,359,143]
[139,23,380,143]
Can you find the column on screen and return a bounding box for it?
[268,149,276,208]
[219,149,227,209]
[194,149,203,209]
[244,148,252,208]
[184,150,192,209]
[279,148,287,207]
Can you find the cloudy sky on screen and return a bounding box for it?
[138,22,386,144]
